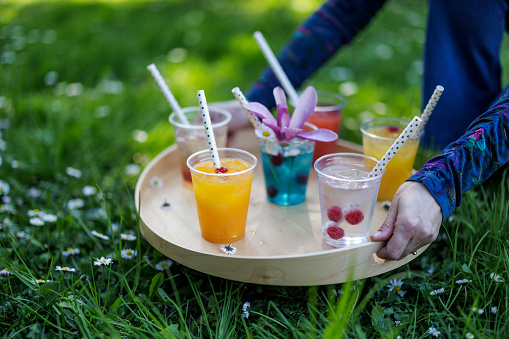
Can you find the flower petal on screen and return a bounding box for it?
[274,87,290,129]
[289,86,317,129]
[297,128,338,142]
[281,127,302,141]
[244,102,275,121]
[262,119,283,140]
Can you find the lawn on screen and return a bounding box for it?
[1,0,508,337]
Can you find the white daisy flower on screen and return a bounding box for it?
[0,268,13,276]
[67,198,85,209]
[94,257,113,266]
[55,266,76,272]
[150,177,163,188]
[490,272,504,283]
[11,160,18,168]
[427,326,440,337]
[121,233,136,241]
[255,125,276,139]
[124,164,141,176]
[16,231,26,238]
[491,306,498,314]
[91,230,110,240]
[155,259,173,271]
[387,279,406,297]
[33,279,51,284]
[0,180,10,195]
[455,279,472,284]
[29,217,45,226]
[109,223,120,234]
[2,217,13,227]
[121,248,136,259]
[466,333,474,339]
[41,213,57,223]
[27,209,44,217]
[477,308,484,314]
[29,187,41,198]
[241,301,251,318]
[220,244,237,255]
[430,288,445,296]
[0,203,14,213]
[62,247,80,257]
[82,185,97,196]
[66,167,82,178]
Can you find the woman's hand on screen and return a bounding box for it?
[370,181,443,260]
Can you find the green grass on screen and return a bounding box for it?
[1,0,508,337]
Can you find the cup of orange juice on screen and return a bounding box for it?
[305,91,346,164]
[360,118,421,202]
[187,148,257,243]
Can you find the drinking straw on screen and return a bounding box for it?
[412,85,444,138]
[197,90,222,170]
[253,31,300,106]
[232,87,261,131]
[368,116,423,178]
[147,63,190,125]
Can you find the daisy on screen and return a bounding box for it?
[82,186,97,196]
[62,247,80,257]
[29,187,41,198]
[121,248,136,259]
[0,268,13,276]
[55,266,76,272]
[427,326,440,337]
[155,259,173,271]
[34,279,51,284]
[0,203,14,213]
[121,233,136,241]
[387,279,406,297]
[491,306,498,314]
[41,213,57,223]
[16,231,26,238]
[0,180,10,195]
[66,167,82,178]
[67,198,84,210]
[94,257,113,266]
[242,301,251,318]
[29,217,45,226]
[466,333,474,339]
[91,230,110,240]
[430,288,445,296]
[490,272,504,283]
[455,279,472,284]
[124,164,141,176]
[220,244,237,255]
[11,160,18,168]
[477,308,484,314]
[27,209,44,217]
[150,177,163,188]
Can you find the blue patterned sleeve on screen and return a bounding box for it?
[245,0,388,109]
[408,90,509,218]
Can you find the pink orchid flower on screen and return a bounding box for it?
[244,86,338,142]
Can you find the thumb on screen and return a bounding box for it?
[370,201,398,241]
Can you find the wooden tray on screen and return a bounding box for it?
[135,129,427,286]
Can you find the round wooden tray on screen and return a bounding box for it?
[135,129,427,286]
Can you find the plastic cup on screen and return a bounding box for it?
[360,118,421,202]
[187,148,257,243]
[169,107,231,187]
[314,153,384,248]
[305,91,346,164]
[257,122,316,206]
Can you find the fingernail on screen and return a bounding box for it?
[373,231,381,237]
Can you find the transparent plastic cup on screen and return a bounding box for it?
[169,107,231,187]
[314,153,384,248]
[187,148,257,243]
[360,117,420,202]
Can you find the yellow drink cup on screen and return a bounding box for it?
[187,148,257,243]
[360,118,420,202]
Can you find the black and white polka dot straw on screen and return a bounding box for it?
[369,116,423,178]
[412,85,444,138]
[197,90,221,170]
[232,87,261,131]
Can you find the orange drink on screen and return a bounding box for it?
[360,118,420,202]
[187,148,257,243]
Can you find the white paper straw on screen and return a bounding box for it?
[232,87,261,131]
[369,116,423,178]
[197,90,221,170]
[253,31,299,106]
[412,85,444,138]
[147,63,190,125]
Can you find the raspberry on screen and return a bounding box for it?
[327,226,345,240]
[266,186,278,198]
[215,167,228,174]
[345,210,364,225]
[271,154,284,166]
[296,173,308,185]
[326,205,343,222]
[386,125,400,134]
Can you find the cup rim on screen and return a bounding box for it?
[360,117,421,141]
[186,147,258,177]
[295,90,346,111]
[169,106,232,130]
[313,152,385,183]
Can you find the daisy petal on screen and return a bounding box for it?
[289,86,317,129]
[262,118,283,140]
[244,102,275,121]
[297,128,338,142]
[274,87,290,129]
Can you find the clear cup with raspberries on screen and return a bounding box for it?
[314,153,385,248]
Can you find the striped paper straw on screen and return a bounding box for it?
[232,87,261,131]
[147,64,190,125]
[368,116,423,178]
[253,31,300,106]
[412,85,444,138]
[197,90,221,170]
